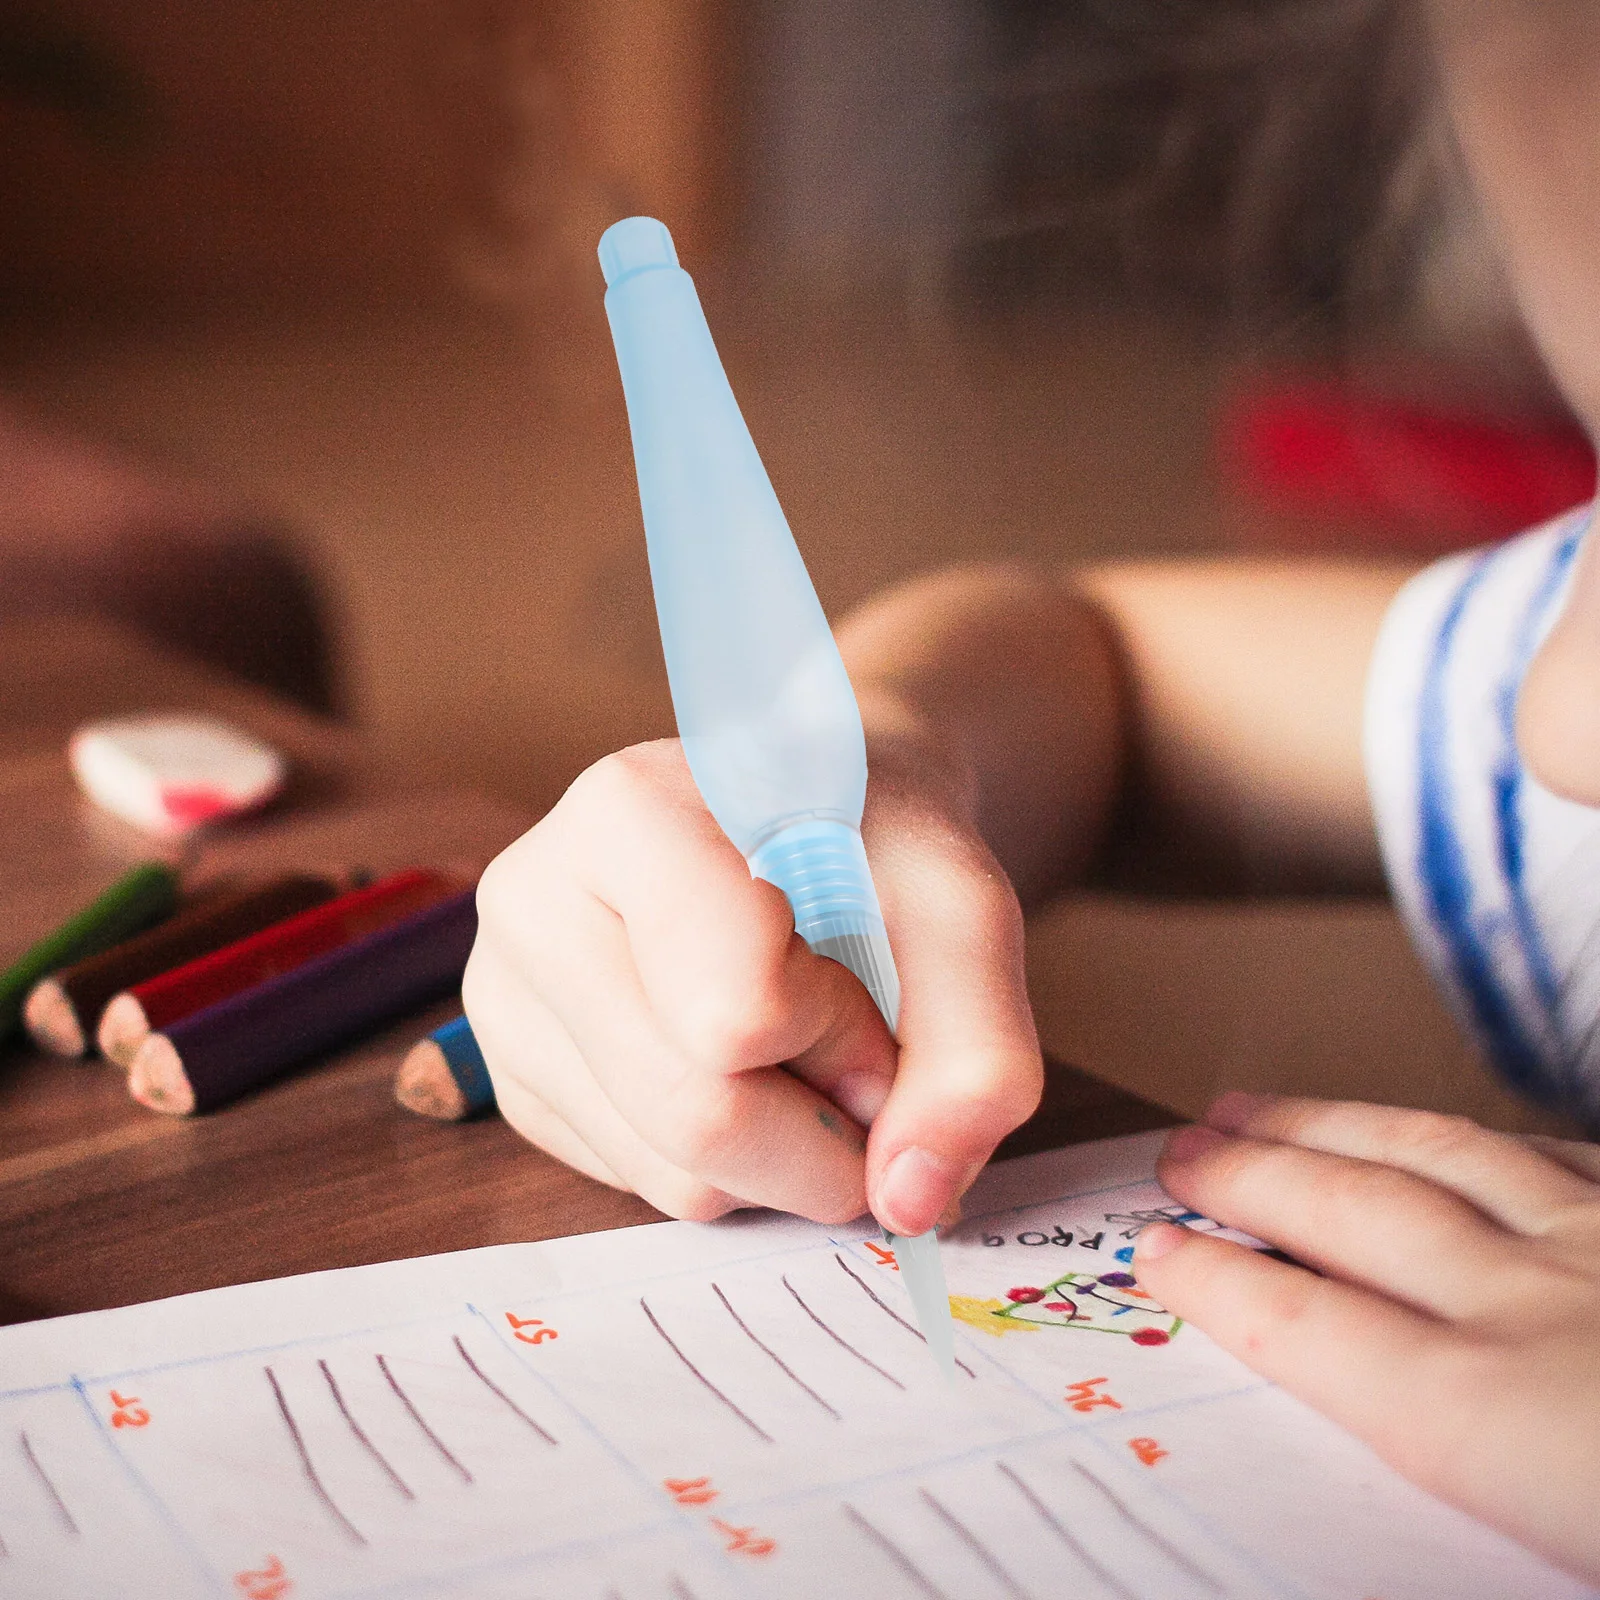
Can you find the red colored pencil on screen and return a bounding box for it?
[25,873,341,1058]
[98,868,452,1068]
[129,889,478,1115]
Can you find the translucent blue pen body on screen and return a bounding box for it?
[599,216,955,1379]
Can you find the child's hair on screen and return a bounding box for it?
[976,0,1508,340]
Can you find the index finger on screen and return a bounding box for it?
[1156,1125,1530,1322]
[1131,1227,1462,1494]
[1522,1133,1600,1186]
[1204,1094,1596,1235]
[575,744,900,1100]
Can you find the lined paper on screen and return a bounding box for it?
[0,1131,1586,1599]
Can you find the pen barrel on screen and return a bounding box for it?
[602,218,868,855]
[748,819,901,1032]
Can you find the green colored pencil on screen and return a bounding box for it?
[1,863,180,1043]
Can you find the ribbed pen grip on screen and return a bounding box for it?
[747,819,900,1030]
[809,929,901,1034]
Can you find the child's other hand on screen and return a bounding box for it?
[1135,1094,1600,1583]
[463,739,1042,1231]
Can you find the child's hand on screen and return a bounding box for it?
[1135,1094,1600,1583]
[463,738,1043,1231]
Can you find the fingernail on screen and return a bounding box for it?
[1134,1221,1187,1263]
[832,1070,892,1128]
[1164,1124,1226,1163]
[877,1146,960,1236]
[1206,1090,1265,1132]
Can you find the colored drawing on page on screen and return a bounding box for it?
[1102,1204,1217,1240]
[949,1296,1039,1337]
[985,1272,1182,1344]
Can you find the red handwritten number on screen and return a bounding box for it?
[505,1313,558,1345]
[668,1480,774,1555]
[711,1518,777,1557]
[664,1475,719,1506]
[108,1390,149,1429]
[1129,1436,1168,1466]
[1065,1377,1122,1414]
[234,1555,290,1599]
[865,1242,899,1271]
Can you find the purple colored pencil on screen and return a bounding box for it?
[128,889,477,1115]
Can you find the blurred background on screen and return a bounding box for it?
[2,0,1591,1126]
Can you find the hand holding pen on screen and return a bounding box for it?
[465,734,1039,1280]
[463,220,1043,1365]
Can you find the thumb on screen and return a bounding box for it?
[863,831,1043,1236]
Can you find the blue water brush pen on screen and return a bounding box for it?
[599,215,956,1381]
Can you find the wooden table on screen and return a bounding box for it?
[0,615,1173,1327]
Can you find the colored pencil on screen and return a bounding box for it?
[394,1015,496,1121]
[128,888,479,1114]
[25,873,340,1058]
[1,864,179,1045]
[98,868,450,1068]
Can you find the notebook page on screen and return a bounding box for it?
[0,1130,1587,1600]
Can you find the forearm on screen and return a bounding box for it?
[838,555,1418,905]
[1079,557,1414,893]
[838,564,1127,907]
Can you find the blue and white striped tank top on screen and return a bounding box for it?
[1365,505,1600,1126]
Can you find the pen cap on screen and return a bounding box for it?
[600,216,867,855]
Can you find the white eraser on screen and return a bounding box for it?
[70,714,287,835]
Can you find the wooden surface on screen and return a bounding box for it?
[0,615,1174,1326]
[0,302,1234,820]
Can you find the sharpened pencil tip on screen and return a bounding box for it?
[23,979,86,1058]
[395,1040,469,1121]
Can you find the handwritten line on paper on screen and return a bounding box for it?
[376,1353,473,1484]
[1070,1460,1223,1594]
[19,1430,78,1539]
[0,1139,1579,1600]
[451,1336,559,1446]
[918,1485,1033,1599]
[995,1460,1138,1600]
[608,1571,701,1598]
[318,1359,414,1502]
[833,1254,977,1379]
[639,1297,774,1444]
[710,1282,840,1421]
[264,1367,365,1546]
[780,1274,906,1390]
[842,1502,951,1599]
